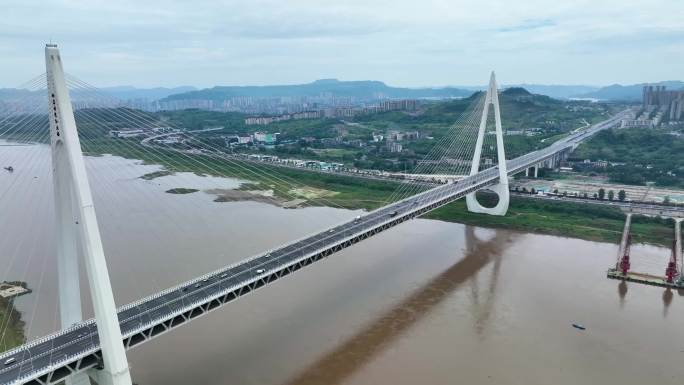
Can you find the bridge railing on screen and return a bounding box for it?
[0,111,630,384]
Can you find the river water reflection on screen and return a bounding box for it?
[0,143,682,385]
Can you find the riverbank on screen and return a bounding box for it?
[86,138,397,210]
[85,138,674,247]
[426,196,674,246]
[0,298,26,351]
[0,282,30,352]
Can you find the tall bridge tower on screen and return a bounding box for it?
[466,72,509,216]
[46,44,133,385]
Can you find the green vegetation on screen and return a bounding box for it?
[236,182,264,191]
[0,282,30,352]
[425,195,674,247]
[80,137,401,210]
[141,170,173,180]
[68,99,654,247]
[6,97,653,249]
[618,189,626,201]
[154,89,609,172]
[573,128,684,187]
[357,88,589,129]
[79,135,672,247]
[153,109,246,134]
[0,297,25,351]
[166,188,199,194]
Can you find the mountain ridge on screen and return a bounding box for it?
[160,79,473,102]
[574,80,684,101]
[2,79,683,103]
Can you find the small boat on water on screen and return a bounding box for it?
[572,323,586,330]
[3,166,13,172]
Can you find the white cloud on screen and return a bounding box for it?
[1,0,682,87]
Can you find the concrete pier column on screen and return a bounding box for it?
[534,165,538,178]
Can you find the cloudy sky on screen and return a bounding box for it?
[1,0,682,88]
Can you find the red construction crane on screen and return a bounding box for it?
[618,234,631,275]
[665,240,679,283]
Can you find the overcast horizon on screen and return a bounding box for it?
[36,78,684,91]
[2,0,682,89]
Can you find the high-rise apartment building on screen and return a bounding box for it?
[643,85,684,121]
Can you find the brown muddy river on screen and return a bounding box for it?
[0,142,682,385]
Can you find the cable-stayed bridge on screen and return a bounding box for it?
[0,45,627,385]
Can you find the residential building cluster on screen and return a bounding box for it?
[622,86,684,128]
[386,130,420,141]
[244,99,418,125]
[245,111,322,125]
[643,85,684,121]
[112,94,419,116]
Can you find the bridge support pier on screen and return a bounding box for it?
[466,72,509,216]
[46,44,132,385]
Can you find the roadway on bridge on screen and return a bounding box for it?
[0,111,626,385]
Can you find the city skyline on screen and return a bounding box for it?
[1,0,682,88]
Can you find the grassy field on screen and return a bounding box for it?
[426,195,674,246]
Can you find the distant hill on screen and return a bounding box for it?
[161,79,472,102]
[574,81,684,101]
[6,79,683,104]
[357,87,568,128]
[101,86,196,101]
[501,87,533,97]
[444,84,599,99]
[507,84,598,99]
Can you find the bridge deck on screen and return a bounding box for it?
[0,113,625,385]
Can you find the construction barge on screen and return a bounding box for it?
[607,268,684,289]
[608,214,684,289]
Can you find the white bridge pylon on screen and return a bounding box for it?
[465,71,509,216]
[46,44,133,385]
